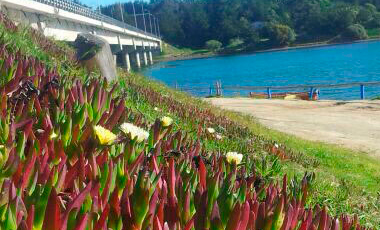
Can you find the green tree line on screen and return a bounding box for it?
[100,0,380,51]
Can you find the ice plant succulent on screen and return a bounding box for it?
[226,152,243,164]
[161,116,173,127]
[94,125,117,145]
[120,122,149,143]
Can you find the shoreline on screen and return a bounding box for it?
[156,37,380,63]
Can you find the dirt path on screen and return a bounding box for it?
[206,98,380,156]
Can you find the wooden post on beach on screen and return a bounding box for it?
[219,80,223,96]
[360,84,365,100]
[267,87,272,99]
[215,81,222,96]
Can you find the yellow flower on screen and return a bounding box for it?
[0,145,4,149]
[50,132,58,140]
[206,127,215,134]
[94,125,117,145]
[161,116,173,127]
[120,123,149,143]
[226,152,243,165]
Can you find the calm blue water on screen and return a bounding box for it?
[144,41,380,100]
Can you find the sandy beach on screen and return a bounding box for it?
[206,98,380,157]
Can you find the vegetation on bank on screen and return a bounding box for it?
[154,42,211,61]
[101,0,380,53]
[0,12,380,229]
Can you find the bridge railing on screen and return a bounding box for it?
[176,81,380,100]
[31,0,159,39]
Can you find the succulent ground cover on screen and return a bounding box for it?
[122,73,380,228]
[0,13,378,229]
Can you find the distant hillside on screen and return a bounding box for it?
[101,0,380,51]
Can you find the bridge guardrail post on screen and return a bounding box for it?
[267,87,272,99]
[309,87,314,100]
[360,84,365,100]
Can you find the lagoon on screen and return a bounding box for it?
[144,41,380,100]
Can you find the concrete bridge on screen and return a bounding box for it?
[0,0,162,71]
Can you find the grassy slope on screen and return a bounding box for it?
[156,42,211,61]
[3,18,379,227]
[123,73,380,228]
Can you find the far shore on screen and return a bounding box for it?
[156,37,380,63]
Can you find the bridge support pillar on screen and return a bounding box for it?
[113,55,117,67]
[124,53,131,72]
[135,52,141,68]
[143,52,148,66]
[149,51,153,65]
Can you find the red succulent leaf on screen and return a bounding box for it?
[105,99,125,130]
[299,209,313,230]
[153,216,163,230]
[20,148,37,190]
[184,216,195,230]
[168,158,176,199]
[318,206,328,230]
[26,205,35,230]
[73,214,88,230]
[42,188,61,230]
[63,161,79,191]
[55,164,67,193]
[100,161,113,208]
[226,202,241,230]
[109,188,121,216]
[238,201,250,230]
[198,157,207,191]
[94,203,110,230]
[60,182,92,230]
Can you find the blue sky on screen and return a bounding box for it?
[80,0,135,8]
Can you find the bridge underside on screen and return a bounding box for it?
[1,0,162,71]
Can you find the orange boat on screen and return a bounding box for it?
[249,91,319,100]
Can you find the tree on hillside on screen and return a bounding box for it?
[264,23,296,46]
[205,40,222,51]
[343,23,369,39]
[180,3,210,47]
[155,0,185,45]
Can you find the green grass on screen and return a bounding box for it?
[123,73,380,228]
[367,28,380,38]
[0,24,51,64]
[156,42,212,61]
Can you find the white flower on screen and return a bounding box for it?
[154,107,161,112]
[94,125,117,145]
[215,134,223,140]
[206,127,215,134]
[161,116,173,127]
[120,123,149,143]
[274,143,279,148]
[36,129,45,134]
[226,152,243,165]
